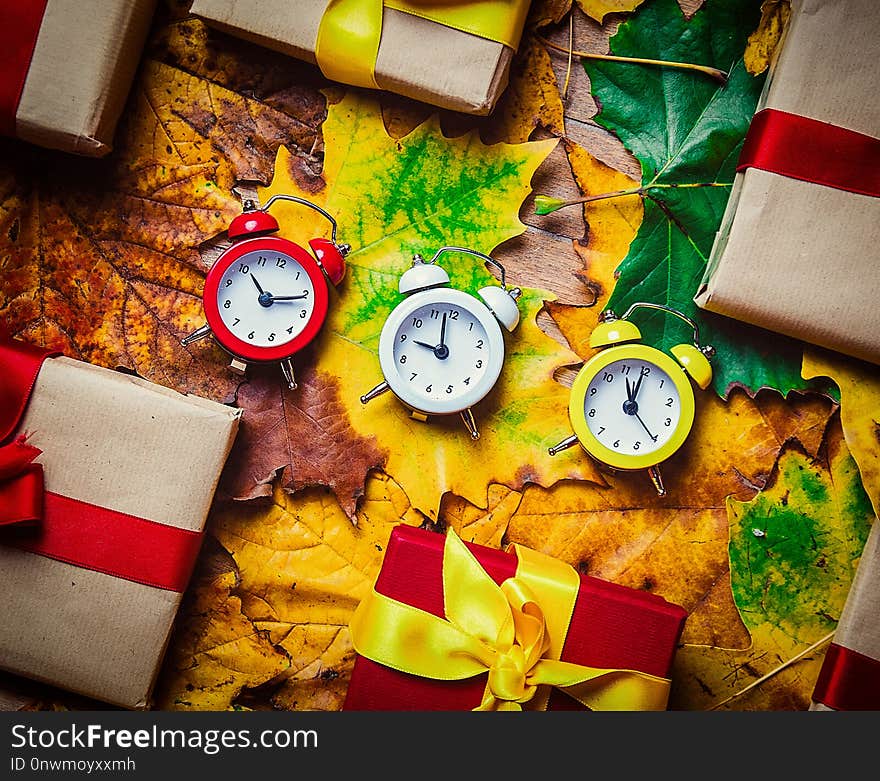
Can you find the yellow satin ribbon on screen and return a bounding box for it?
[349,528,673,711]
[315,0,530,90]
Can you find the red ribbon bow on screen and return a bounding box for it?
[0,336,59,527]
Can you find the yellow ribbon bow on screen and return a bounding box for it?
[315,0,530,90]
[350,528,673,711]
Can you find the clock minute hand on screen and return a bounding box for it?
[634,411,658,442]
[251,274,266,295]
[439,312,447,349]
[268,294,309,302]
[631,371,644,402]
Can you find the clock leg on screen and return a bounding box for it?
[460,409,480,440]
[648,466,666,497]
[181,324,212,347]
[548,434,578,456]
[360,381,390,404]
[280,358,297,390]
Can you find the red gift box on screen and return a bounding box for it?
[344,525,687,711]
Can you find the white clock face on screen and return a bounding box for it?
[583,358,682,457]
[217,249,315,347]
[378,288,505,415]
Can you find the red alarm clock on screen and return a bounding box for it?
[182,195,349,389]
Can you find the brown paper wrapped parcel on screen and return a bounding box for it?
[189,0,530,115]
[1,0,156,157]
[810,519,880,711]
[0,355,240,709]
[695,0,880,366]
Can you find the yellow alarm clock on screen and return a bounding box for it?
[548,302,715,496]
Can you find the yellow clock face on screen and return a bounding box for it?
[569,343,696,471]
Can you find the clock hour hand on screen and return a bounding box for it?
[251,274,266,295]
[413,339,436,350]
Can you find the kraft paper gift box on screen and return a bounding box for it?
[188,0,530,115]
[0,337,241,709]
[694,0,880,366]
[0,0,157,157]
[343,524,687,711]
[810,520,880,711]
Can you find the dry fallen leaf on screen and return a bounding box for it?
[803,348,880,515]
[438,484,525,549]
[506,384,835,651]
[577,0,649,23]
[210,473,424,711]
[0,13,328,402]
[154,569,290,710]
[482,35,566,144]
[744,0,792,75]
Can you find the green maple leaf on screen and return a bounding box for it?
[587,0,824,397]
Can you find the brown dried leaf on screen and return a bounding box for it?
[218,364,387,519]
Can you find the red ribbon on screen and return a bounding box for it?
[0,0,49,137]
[737,108,880,198]
[0,335,203,592]
[812,642,880,711]
[0,335,57,527]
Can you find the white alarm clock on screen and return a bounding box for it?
[360,247,521,439]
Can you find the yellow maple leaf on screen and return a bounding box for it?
[155,570,290,710]
[803,348,880,515]
[744,0,791,75]
[506,385,835,652]
[210,472,424,710]
[438,484,525,549]
[221,92,602,519]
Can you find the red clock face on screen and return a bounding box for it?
[203,236,330,363]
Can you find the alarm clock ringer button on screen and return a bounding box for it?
[308,238,347,286]
[671,344,713,390]
[228,208,279,239]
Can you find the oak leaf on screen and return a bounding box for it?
[215,93,601,520]
[670,421,873,710]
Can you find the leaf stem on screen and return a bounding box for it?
[562,12,574,101]
[538,36,729,84]
[533,182,730,215]
[706,630,835,711]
